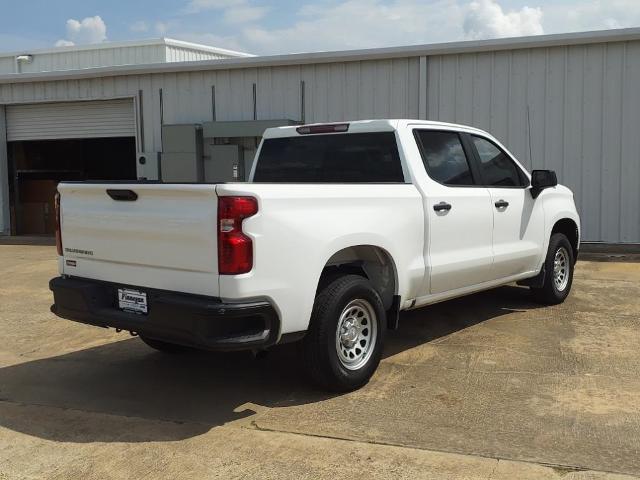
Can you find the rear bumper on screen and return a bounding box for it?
[49,276,279,351]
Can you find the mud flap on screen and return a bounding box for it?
[386,295,401,330]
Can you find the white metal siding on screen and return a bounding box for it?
[0,45,167,75]
[425,41,640,243]
[165,46,236,62]
[0,41,246,75]
[1,38,639,242]
[0,58,418,132]
[0,57,14,74]
[6,98,135,141]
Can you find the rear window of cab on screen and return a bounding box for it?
[253,132,405,183]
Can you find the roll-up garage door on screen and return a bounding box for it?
[6,98,135,141]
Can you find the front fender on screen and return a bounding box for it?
[539,186,581,266]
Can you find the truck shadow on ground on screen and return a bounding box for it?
[0,285,545,444]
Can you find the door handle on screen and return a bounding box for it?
[494,200,509,209]
[433,202,452,212]
[107,189,138,201]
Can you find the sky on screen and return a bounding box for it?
[0,0,639,55]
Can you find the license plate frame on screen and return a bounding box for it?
[117,288,148,315]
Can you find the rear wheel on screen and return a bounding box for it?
[531,233,575,305]
[139,335,192,353]
[303,275,386,392]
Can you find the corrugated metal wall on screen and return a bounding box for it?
[426,40,640,243]
[0,40,639,242]
[0,45,167,74]
[164,46,244,62]
[0,57,420,154]
[0,57,14,74]
[0,43,241,75]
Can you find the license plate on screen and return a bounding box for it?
[118,288,148,314]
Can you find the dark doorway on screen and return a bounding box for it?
[8,137,136,235]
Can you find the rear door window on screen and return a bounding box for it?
[253,132,405,183]
[414,130,476,186]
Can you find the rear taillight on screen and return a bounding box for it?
[54,191,62,256]
[218,196,258,274]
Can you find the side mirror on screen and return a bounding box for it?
[530,169,557,198]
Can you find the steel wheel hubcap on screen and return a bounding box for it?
[553,246,570,292]
[335,299,377,370]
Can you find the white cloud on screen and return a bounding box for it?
[166,0,640,56]
[241,0,463,54]
[66,15,108,43]
[171,0,553,55]
[55,15,107,46]
[463,0,543,40]
[542,0,640,34]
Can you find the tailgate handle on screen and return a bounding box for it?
[106,189,138,201]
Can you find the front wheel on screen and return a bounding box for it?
[531,233,575,305]
[303,275,386,392]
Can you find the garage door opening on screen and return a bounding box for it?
[8,137,136,235]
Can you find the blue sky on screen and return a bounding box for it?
[0,0,639,55]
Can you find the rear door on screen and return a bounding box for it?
[466,134,545,279]
[414,130,494,294]
[58,182,220,297]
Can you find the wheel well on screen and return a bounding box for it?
[318,245,397,311]
[551,218,579,262]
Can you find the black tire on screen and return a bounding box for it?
[303,275,386,392]
[139,335,192,353]
[531,233,575,305]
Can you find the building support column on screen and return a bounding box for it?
[0,106,10,235]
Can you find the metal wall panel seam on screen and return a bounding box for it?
[419,56,427,119]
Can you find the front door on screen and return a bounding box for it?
[467,134,545,279]
[414,130,494,295]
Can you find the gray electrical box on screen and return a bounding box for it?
[205,145,242,182]
[136,151,160,180]
[161,124,203,182]
[200,119,298,183]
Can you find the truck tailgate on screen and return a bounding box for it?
[58,183,220,297]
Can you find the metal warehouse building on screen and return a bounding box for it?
[0,29,639,244]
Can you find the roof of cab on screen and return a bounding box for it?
[262,119,490,139]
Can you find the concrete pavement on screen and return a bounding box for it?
[0,245,639,479]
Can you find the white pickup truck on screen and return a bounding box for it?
[50,119,580,391]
